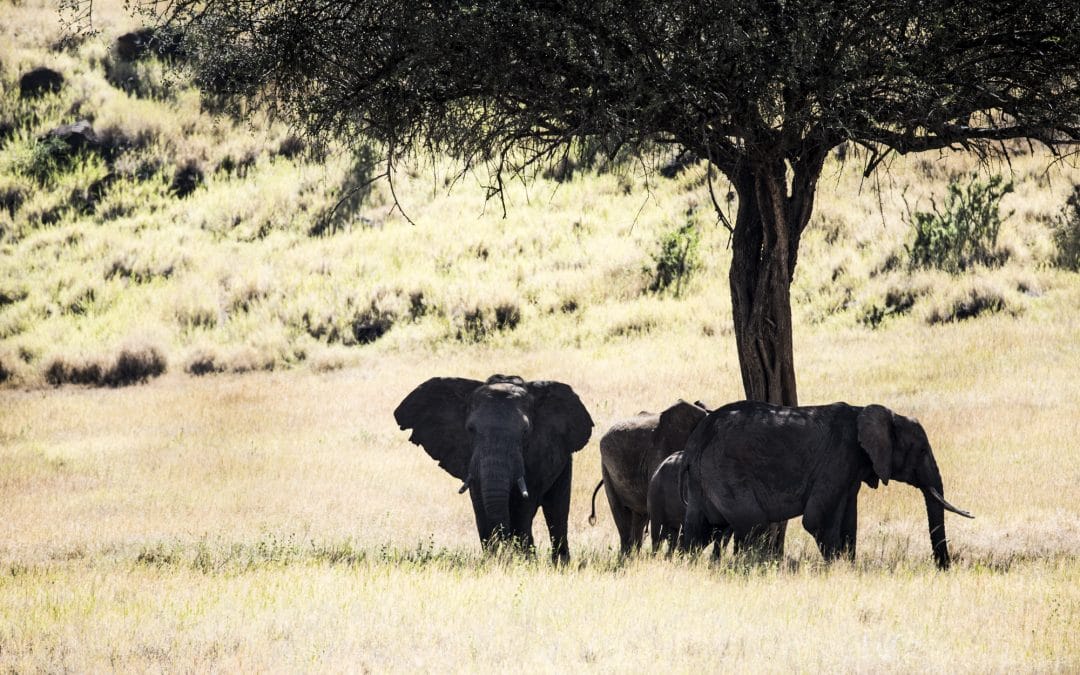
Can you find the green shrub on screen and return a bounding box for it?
[907,173,1013,273]
[648,220,700,296]
[1052,185,1080,271]
[25,136,72,181]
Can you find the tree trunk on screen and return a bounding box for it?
[725,153,826,557]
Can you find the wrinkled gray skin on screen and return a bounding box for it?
[394,374,593,563]
[647,451,730,556]
[682,401,973,569]
[594,400,709,554]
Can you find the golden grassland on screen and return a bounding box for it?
[2,303,1080,671]
[2,0,1080,671]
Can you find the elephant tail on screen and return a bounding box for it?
[588,480,604,526]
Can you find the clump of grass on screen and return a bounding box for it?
[925,279,1011,324]
[182,345,225,376]
[0,348,15,383]
[859,278,930,329]
[43,340,167,387]
[453,298,522,342]
[351,305,396,344]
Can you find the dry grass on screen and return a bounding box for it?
[2,294,1080,670]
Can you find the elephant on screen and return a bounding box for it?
[590,399,710,554]
[647,451,731,555]
[394,374,593,563]
[681,401,973,569]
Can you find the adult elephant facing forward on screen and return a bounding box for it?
[394,374,593,562]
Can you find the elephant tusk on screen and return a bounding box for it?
[928,487,973,519]
[458,481,470,494]
[516,476,530,500]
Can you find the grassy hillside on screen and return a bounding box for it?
[2,0,1077,389]
[1,0,1079,671]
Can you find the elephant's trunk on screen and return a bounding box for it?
[917,453,967,570]
[476,438,518,543]
[480,482,512,543]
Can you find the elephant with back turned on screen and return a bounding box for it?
[394,374,593,562]
[591,400,710,554]
[681,401,973,568]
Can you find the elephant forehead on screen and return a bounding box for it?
[477,383,528,400]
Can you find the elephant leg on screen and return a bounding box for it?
[468,487,499,550]
[510,500,540,556]
[736,522,786,561]
[839,489,859,561]
[629,511,647,552]
[808,490,858,563]
[650,516,663,554]
[682,500,714,553]
[709,526,729,561]
[541,461,573,564]
[602,467,637,555]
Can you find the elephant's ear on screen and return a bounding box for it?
[527,381,594,454]
[654,399,709,454]
[393,377,483,480]
[857,404,894,485]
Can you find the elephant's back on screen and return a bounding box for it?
[599,413,661,513]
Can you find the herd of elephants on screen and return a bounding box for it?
[394,374,974,569]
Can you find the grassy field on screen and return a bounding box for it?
[3,0,1080,671]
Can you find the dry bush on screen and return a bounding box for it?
[925,279,1012,325]
[182,345,225,376]
[453,298,522,342]
[43,341,167,387]
[0,349,14,383]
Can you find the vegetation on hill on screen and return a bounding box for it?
[1,0,1076,389]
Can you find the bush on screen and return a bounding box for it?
[1052,185,1080,271]
[648,220,700,296]
[926,281,1010,324]
[859,282,927,329]
[454,300,522,342]
[44,343,167,387]
[907,173,1014,272]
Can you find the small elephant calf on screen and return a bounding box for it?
[648,451,729,556]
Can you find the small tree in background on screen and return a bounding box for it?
[908,173,1014,273]
[649,221,701,297]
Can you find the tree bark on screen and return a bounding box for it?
[724,151,826,557]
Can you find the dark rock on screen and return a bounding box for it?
[43,119,100,153]
[19,67,64,98]
[115,28,185,62]
[170,161,204,198]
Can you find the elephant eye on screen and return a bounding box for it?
[465,421,477,434]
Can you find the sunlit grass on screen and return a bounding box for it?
[1,0,1079,670]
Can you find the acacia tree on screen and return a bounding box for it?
[73,1,1080,547]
